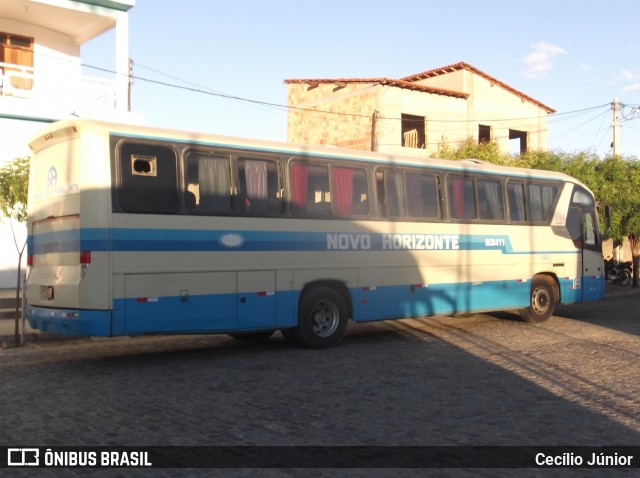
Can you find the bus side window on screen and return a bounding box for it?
[117,143,178,213]
[405,172,440,219]
[527,183,558,223]
[583,212,598,246]
[447,175,476,220]
[186,154,232,213]
[331,166,369,217]
[566,207,583,248]
[383,170,405,218]
[237,157,283,215]
[507,182,526,222]
[477,178,504,221]
[291,162,330,216]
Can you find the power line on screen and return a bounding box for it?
[82,63,614,126]
[81,62,633,154]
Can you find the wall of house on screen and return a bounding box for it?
[287,71,550,160]
[415,69,467,93]
[374,86,468,157]
[287,82,379,151]
[415,70,550,153]
[0,18,81,82]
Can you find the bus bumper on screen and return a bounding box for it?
[25,306,112,337]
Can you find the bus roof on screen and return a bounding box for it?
[29,118,584,186]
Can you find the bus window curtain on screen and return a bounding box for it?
[483,181,503,219]
[384,172,405,217]
[332,167,354,216]
[541,185,556,219]
[244,160,268,211]
[509,183,526,221]
[452,177,464,219]
[199,157,230,211]
[405,172,421,217]
[528,184,544,222]
[291,163,308,214]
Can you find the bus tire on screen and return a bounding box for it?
[229,331,275,341]
[294,286,348,349]
[520,275,557,323]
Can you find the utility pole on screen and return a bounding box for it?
[370,110,379,152]
[613,97,620,157]
[127,58,133,112]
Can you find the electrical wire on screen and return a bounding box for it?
[80,62,635,155]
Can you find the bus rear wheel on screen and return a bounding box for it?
[520,275,557,323]
[291,286,348,349]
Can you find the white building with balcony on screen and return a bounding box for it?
[0,0,137,288]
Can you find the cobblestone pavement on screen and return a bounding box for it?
[1,287,639,478]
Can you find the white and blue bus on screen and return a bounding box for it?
[25,120,605,348]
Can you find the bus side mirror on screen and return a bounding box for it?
[604,204,611,230]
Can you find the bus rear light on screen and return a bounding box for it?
[79,251,91,280]
[27,255,33,266]
[79,251,91,264]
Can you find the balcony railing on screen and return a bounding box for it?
[0,63,34,96]
[0,61,117,112]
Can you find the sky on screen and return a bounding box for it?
[81,0,640,158]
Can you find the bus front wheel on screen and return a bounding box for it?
[520,275,557,323]
[291,286,348,349]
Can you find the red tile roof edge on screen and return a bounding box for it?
[285,62,555,113]
[284,77,469,99]
[400,62,555,113]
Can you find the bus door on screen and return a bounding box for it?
[567,206,604,301]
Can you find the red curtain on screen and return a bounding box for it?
[453,177,465,218]
[291,163,308,213]
[332,167,353,216]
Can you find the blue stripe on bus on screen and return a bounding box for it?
[30,227,579,256]
[26,307,112,336]
[27,277,599,338]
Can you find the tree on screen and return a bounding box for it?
[436,137,512,165]
[0,156,30,345]
[592,157,640,287]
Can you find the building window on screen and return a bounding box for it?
[478,124,491,144]
[509,129,528,154]
[0,33,34,91]
[401,114,426,149]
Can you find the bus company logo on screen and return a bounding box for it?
[8,448,40,466]
[219,233,244,249]
[47,167,58,188]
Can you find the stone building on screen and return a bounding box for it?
[285,61,554,158]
